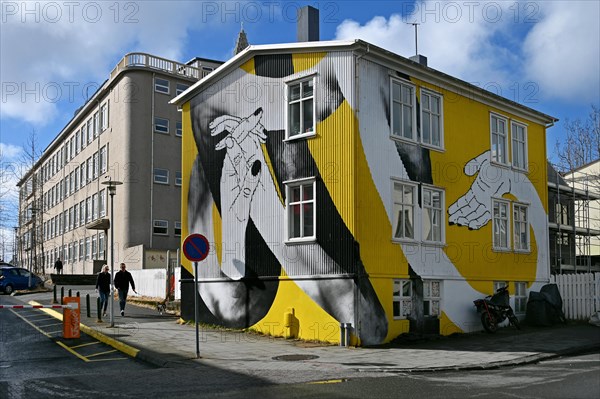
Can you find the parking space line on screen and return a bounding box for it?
[70,342,101,349]
[10,309,52,338]
[86,349,118,358]
[56,341,90,362]
[13,306,135,363]
[38,322,63,328]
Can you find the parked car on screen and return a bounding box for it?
[0,265,43,294]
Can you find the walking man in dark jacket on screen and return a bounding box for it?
[95,265,111,317]
[113,263,136,316]
[54,258,63,274]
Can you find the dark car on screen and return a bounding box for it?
[0,265,43,294]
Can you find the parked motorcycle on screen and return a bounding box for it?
[474,286,521,333]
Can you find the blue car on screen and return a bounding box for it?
[0,265,43,295]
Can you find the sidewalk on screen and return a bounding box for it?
[19,288,600,381]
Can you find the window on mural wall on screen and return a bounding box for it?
[492,199,510,250]
[393,279,412,319]
[423,280,441,317]
[287,77,314,139]
[392,181,415,240]
[423,187,444,243]
[285,178,316,241]
[420,89,443,148]
[490,114,508,164]
[513,203,529,251]
[514,281,527,314]
[391,79,415,141]
[511,122,527,170]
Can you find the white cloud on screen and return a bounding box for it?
[335,1,516,86]
[0,1,211,125]
[522,1,600,103]
[335,0,599,105]
[0,143,23,161]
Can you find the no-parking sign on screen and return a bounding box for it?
[183,234,210,262]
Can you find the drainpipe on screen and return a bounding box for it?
[150,73,155,251]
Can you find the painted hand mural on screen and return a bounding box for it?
[188,55,388,345]
[210,108,266,279]
[448,151,512,229]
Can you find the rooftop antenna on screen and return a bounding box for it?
[407,22,420,56]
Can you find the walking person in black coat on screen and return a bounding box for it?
[95,265,111,317]
[113,263,137,316]
[54,258,63,274]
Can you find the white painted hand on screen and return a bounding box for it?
[209,108,267,278]
[448,151,512,229]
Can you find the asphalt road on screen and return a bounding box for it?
[2,293,599,398]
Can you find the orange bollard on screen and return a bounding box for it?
[63,297,81,339]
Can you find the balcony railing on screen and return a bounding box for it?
[110,52,210,81]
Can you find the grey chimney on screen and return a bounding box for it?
[409,54,428,67]
[297,6,319,42]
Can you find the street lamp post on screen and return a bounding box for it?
[101,177,123,328]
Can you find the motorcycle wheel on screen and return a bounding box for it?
[481,312,498,333]
[508,313,521,330]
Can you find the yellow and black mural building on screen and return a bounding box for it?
[173,40,557,346]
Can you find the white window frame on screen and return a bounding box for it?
[92,234,97,259]
[174,221,181,236]
[420,88,443,149]
[86,197,92,223]
[391,179,417,242]
[422,185,444,244]
[175,171,182,186]
[153,168,169,185]
[154,77,170,94]
[514,281,527,314]
[87,118,93,144]
[423,280,441,317]
[85,237,91,260]
[511,121,528,171]
[99,189,106,217]
[492,198,510,250]
[513,203,530,252]
[93,111,99,138]
[100,101,109,131]
[390,78,417,142]
[284,177,316,243]
[153,220,169,236]
[490,113,508,165]
[176,83,189,95]
[99,232,105,256]
[154,117,169,134]
[285,76,316,140]
[176,121,182,137]
[100,145,108,174]
[79,239,84,261]
[393,279,412,319]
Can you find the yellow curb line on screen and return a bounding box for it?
[28,300,140,359]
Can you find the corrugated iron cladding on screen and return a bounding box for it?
[190,51,361,278]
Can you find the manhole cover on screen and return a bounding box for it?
[272,354,320,361]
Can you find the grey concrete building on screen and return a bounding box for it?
[17,53,221,274]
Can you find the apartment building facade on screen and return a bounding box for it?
[17,53,221,274]
[173,39,557,346]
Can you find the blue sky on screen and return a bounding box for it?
[1,1,599,226]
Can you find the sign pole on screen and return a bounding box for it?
[194,260,199,359]
[182,233,209,360]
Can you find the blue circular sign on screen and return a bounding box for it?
[183,234,210,262]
